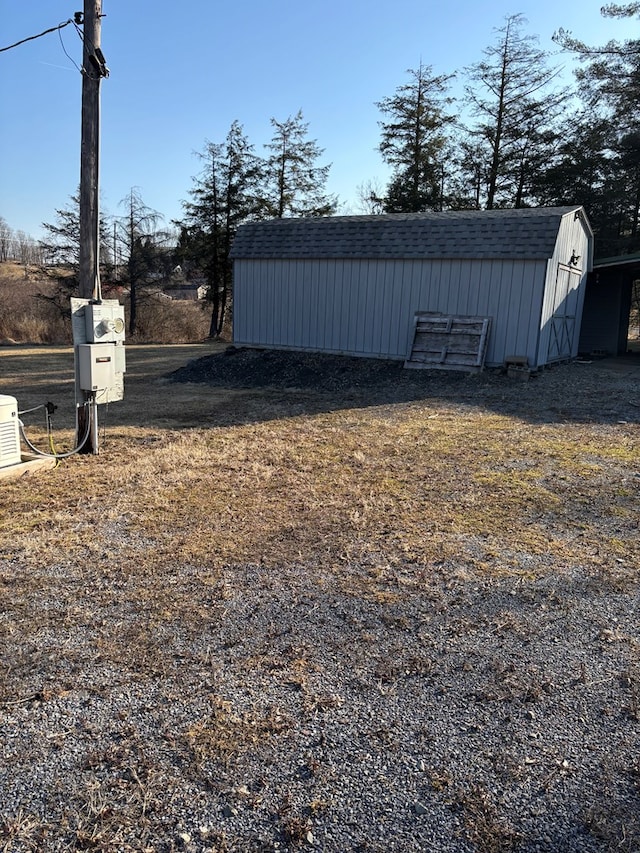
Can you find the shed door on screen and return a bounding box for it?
[547,264,582,362]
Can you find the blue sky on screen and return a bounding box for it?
[0,0,633,240]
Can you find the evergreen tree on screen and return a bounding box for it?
[262,110,337,218]
[376,64,454,212]
[462,14,565,209]
[553,3,640,254]
[446,139,486,210]
[37,193,111,320]
[536,116,611,206]
[177,121,263,336]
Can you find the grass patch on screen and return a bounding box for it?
[1,347,638,582]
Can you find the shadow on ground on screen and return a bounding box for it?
[2,343,639,433]
[161,346,640,429]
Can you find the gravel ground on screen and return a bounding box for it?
[1,349,639,852]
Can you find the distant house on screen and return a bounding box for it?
[163,280,209,301]
[231,207,594,370]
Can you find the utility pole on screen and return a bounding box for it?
[79,0,106,300]
[113,219,118,280]
[77,0,109,451]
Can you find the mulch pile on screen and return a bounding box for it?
[167,345,640,425]
[167,346,470,393]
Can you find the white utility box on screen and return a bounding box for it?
[85,301,126,343]
[0,394,21,468]
[77,343,116,392]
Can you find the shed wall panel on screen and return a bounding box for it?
[538,211,591,364]
[234,256,550,366]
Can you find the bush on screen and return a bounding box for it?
[0,264,218,344]
[124,294,212,343]
[0,264,70,343]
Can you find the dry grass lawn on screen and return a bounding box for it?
[1,344,637,579]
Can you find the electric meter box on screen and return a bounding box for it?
[77,343,116,392]
[85,301,126,343]
[0,394,21,468]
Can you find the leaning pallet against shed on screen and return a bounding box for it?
[231,206,594,370]
[405,313,491,372]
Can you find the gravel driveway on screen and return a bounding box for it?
[1,350,639,852]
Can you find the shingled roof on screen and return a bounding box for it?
[231,207,586,261]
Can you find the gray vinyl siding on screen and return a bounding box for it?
[234,255,549,367]
[232,207,594,370]
[538,211,592,364]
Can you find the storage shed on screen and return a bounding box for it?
[579,253,639,356]
[231,206,593,370]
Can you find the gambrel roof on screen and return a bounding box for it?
[231,207,590,261]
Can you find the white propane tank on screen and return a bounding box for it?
[0,395,21,468]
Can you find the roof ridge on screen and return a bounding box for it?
[231,207,590,261]
[247,206,581,226]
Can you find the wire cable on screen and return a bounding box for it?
[45,406,61,467]
[17,404,46,416]
[0,19,73,54]
[58,24,81,73]
[19,404,93,459]
[71,19,109,80]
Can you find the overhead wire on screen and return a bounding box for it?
[71,19,108,80]
[58,24,81,73]
[0,19,74,54]
[0,16,99,80]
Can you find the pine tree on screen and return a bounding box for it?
[553,4,640,253]
[178,121,263,336]
[376,64,454,212]
[37,193,111,320]
[462,14,565,209]
[262,110,337,218]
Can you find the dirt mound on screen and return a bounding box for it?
[167,345,470,394]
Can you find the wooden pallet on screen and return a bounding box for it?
[404,313,492,372]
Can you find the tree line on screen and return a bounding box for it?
[2,4,637,338]
[1,110,337,338]
[370,6,639,253]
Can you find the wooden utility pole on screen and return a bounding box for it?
[77,0,108,451]
[78,0,105,300]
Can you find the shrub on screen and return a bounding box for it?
[0,264,218,344]
[0,264,70,343]
[123,293,212,343]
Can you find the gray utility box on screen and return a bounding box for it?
[85,302,126,343]
[77,343,116,392]
[0,394,21,468]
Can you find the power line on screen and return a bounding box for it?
[59,22,82,73]
[0,19,74,54]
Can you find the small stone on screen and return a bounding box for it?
[414,802,429,815]
[306,830,314,844]
[222,804,237,818]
